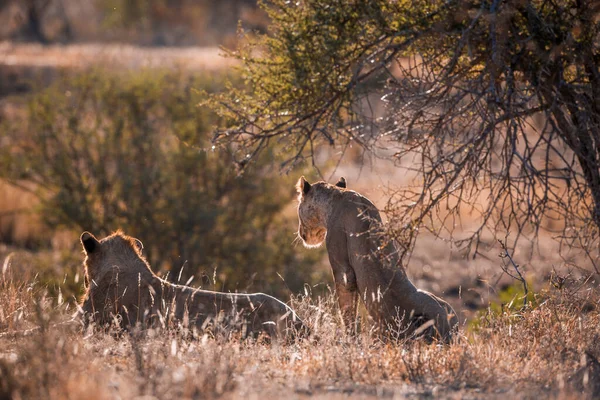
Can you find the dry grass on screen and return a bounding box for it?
[1,253,599,400]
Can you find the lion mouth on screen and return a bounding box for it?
[300,228,326,248]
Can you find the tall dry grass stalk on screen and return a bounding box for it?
[0,254,34,333]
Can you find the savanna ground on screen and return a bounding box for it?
[1,2,600,398]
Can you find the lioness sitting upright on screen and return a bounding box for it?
[79,230,306,340]
[296,176,458,342]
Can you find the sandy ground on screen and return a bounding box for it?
[0,41,236,71]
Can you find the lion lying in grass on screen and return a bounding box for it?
[79,231,307,340]
[296,177,458,342]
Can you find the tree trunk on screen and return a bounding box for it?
[25,1,49,44]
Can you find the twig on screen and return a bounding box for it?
[498,236,528,309]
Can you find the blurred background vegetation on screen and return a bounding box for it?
[0,0,330,302]
[0,0,267,46]
[0,70,326,297]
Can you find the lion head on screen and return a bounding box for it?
[296,176,346,248]
[79,230,158,328]
[80,230,148,289]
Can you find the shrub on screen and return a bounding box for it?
[0,69,325,297]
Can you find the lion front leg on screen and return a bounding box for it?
[327,232,359,334]
[331,264,358,334]
[335,282,359,335]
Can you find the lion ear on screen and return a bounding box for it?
[297,176,311,196]
[134,238,144,253]
[335,177,347,188]
[80,231,100,254]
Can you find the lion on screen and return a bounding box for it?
[79,230,307,340]
[296,176,458,342]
